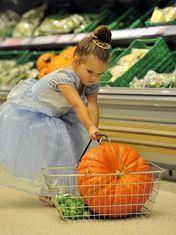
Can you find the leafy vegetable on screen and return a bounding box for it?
[55,193,91,219]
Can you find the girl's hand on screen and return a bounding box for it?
[88,126,100,140]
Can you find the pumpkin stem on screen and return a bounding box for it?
[44,57,51,62]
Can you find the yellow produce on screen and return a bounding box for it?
[131,48,149,58]
[120,54,137,64]
[150,6,176,23]
[109,48,149,82]
[109,65,130,81]
[150,8,165,23]
[165,7,176,22]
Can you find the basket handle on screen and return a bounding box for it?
[77,133,128,173]
[98,134,128,173]
[77,139,93,165]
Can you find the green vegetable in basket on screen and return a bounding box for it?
[55,193,91,219]
[65,199,74,207]
[64,209,72,217]
[59,204,66,214]
[83,210,91,216]
[75,199,84,207]
[55,194,67,204]
[69,210,77,217]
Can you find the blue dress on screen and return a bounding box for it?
[0,68,100,194]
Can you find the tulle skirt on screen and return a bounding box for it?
[0,79,90,194]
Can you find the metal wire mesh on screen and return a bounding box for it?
[42,162,164,221]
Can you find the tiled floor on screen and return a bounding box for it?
[0,181,176,235]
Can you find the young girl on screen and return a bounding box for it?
[0,25,112,205]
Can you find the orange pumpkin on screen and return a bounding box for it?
[36,47,76,79]
[36,52,56,71]
[38,68,49,80]
[47,46,76,73]
[77,143,153,217]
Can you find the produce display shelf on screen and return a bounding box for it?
[0,26,175,50]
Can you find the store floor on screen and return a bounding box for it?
[0,181,176,235]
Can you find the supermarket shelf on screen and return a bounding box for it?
[0,86,175,124]
[1,86,176,97]
[98,90,176,123]
[0,26,175,49]
[99,87,176,96]
[163,25,176,37]
[98,89,176,166]
[111,25,170,43]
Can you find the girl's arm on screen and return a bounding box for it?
[58,84,99,140]
[87,93,99,127]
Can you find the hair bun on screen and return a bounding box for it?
[93,25,112,45]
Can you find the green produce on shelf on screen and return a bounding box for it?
[0,62,38,87]
[34,13,67,36]
[34,12,93,35]
[109,48,149,82]
[12,4,46,37]
[73,14,94,33]
[0,60,16,71]
[130,70,176,88]
[35,14,85,34]
[0,10,20,37]
[101,38,176,87]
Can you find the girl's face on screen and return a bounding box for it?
[73,54,108,86]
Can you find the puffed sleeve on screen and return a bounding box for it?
[48,69,77,89]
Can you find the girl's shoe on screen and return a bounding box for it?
[39,195,55,207]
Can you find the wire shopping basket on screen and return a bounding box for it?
[42,134,165,220]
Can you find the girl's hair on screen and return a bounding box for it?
[74,25,112,62]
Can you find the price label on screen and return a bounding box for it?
[0,37,31,47]
[7,38,23,46]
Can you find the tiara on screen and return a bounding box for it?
[91,35,110,50]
